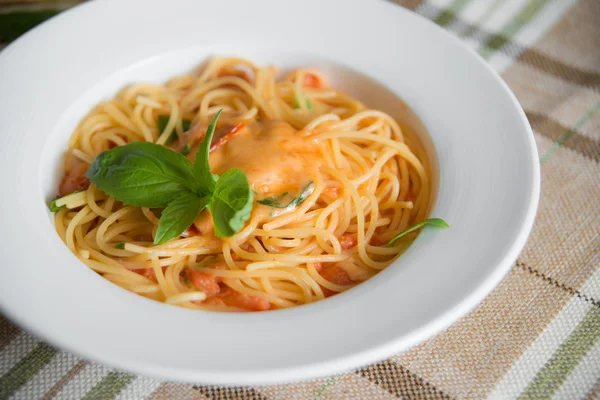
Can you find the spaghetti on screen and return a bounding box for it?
[53,56,431,312]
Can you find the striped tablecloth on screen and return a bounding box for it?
[1,0,599,398]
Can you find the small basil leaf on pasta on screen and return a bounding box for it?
[154,192,210,245]
[306,98,314,111]
[257,181,313,210]
[85,142,197,207]
[158,115,192,145]
[209,168,254,237]
[114,242,126,249]
[386,218,449,247]
[49,196,63,212]
[257,192,288,207]
[157,114,170,135]
[49,189,86,212]
[182,275,192,288]
[286,181,314,210]
[193,110,222,192]
[293,95,313,111]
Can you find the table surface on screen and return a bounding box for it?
[1,0,599,399]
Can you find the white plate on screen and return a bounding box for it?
[0,0,539,385]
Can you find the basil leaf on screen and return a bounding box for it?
[193,110,222,191]
[85,142,198,207]
[49,195,63,212]
[208,168,254,237]
[154,192,210,245]
[181,144,191,156]
[157,114,170,135]
[114,242,126,249]
[158,115,192,145]
[306,98,314,111]
[86,107,253,241]
[257,192,288,207]
[49,189,86,212]
[386,218,449,247]
[293,95,313,111]
[258,182,313,210]
[286,181,314,210]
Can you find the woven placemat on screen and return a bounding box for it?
[1,0,599,398]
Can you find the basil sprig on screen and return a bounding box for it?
[257,192,288,207]
[86,110,253,245]
[386,218,449,247]
[257,181,314,210]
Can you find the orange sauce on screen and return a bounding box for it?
[209,120,321,196]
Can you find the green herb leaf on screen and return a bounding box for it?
[182,275,192,288]
[114,242,126,249]
[157,114,170,135]
[85,141,197,207]
[49,196,63,212]
[287,181,314,209]
[257,192,288,207]
[181,144,191,156]
[258,182,313,210]
[386,218,449,247]
[209,168,254,237]
[49,189,86,212]
[154,192,210,245]
[86,108,253,243]
[293,95,313,111]
[158,115,192,145]
[193,110,222,191]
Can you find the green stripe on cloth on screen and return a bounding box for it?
[457,0,505,37]
[518,307,600,399]
[540,101,600,162]
[434,0,472,26]
[81,371,135,400]
[479,0,550,59]
[0,10,61,43]
[313,375,339,399]
[526,111,600,163]
[427,6,600,92]
[0,342,58,399]
[418,2,600,92]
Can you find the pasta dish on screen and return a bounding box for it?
[51,56,437,312]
